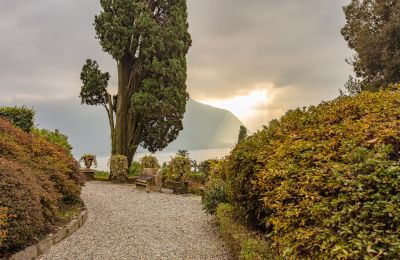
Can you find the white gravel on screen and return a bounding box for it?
[41,182,231,260]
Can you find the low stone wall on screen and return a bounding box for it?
[9,209,88,260]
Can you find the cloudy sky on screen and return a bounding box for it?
[0,0,352,130]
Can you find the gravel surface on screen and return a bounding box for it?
[41,182,231,260]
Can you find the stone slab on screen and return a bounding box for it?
[66,219,79,235]
[52,228,67,244]
[37,236,53,255]
[9,245,37,260]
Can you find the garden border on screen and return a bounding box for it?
[8,209,88,260]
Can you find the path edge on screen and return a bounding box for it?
[8,209,88,260]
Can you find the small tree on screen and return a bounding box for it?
[342,0,400,92]
[237,125,248,143]
[167,155,191,181]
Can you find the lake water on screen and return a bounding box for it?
[95,148,232,171]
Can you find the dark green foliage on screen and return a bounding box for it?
[215,204,274,260]
[237,125,248,143]
[79,59,110,107]
[0,106,34,132]
[184,172,207,184]
[342,0,400,91]
[129,161,141,177]
[202,178,229,215]
[32,128,73,155]
[226,87,400,258]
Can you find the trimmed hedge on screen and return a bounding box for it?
[215,203,274,260]
[0,117,84,254]
[226,87,400,258]
[0,106,34,132]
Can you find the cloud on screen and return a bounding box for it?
[0,0,353,130]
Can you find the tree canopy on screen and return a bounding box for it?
[342,0,400,92]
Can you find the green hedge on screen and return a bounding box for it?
[226,87,400,258]
[215,203,274,260]
[0,106,34,132]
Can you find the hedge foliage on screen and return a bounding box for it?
[33,128,73,155]
[0,117,84,254]
[0,106,34,132]
[226,87,400,258]
[215,203,274,260]
[110,154,128,183]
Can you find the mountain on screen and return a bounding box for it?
[5,98,243,157]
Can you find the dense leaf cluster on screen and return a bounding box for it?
[0,106,34,132]
[227,87,400,258]
[0,118,84,254]
[32,128,73,155]
[342,0,400,91]
[167,155,191,181]
[139,155,160,170]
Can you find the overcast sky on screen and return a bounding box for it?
[0,0,352,130]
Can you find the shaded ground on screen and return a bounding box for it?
[41,182,231,260]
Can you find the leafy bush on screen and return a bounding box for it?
[0,207,8,247]
[0,118,84,254]
[167,155,191,181]
[129,161,141,177]
[109,155,128,183]
[94,170,110,181]
[215,203,274,260]
[184,172,207,184]
[202,178,229,214]
[226,87,400,258]
[0,106,34,132]
[33,128,73,154]
[139,155,160,170]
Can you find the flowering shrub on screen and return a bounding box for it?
[226,87,400,258]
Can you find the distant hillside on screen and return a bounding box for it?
[4,98,243,157]
[166,99,243,151]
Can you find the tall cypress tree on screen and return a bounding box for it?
[80,0,191,166]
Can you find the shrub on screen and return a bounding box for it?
[109,155,128,183]
[215,203,274,260]
[184,172,207,184]
[32,128,73,154]
[202,178,229,215]
[139,155,160,170]
[0,207,8,247]
[94,170,110,181]
[129,161,141,177]
[0,106,34,132]
[167,155,191,181]
[0,118,84,254]
[226,87,400,258]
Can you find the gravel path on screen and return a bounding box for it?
[41,182,231,260]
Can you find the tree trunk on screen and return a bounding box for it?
[115,56,131,157]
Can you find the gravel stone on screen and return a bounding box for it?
[40,182,231,260]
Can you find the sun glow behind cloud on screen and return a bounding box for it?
[199,87,270,129]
